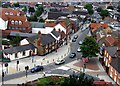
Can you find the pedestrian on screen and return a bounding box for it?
[43,72,45,77]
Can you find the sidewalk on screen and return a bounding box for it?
[64,56,116,85]
[0,43,71,75]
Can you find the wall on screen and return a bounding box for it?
[0,18,8,30]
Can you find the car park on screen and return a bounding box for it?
[55,59,65,65]
[69,53,76,58]
[31,65,44,73]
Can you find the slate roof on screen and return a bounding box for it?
[10,32,37,38]
[51,30,60,38]
[105,46,118,57]
[72,11,88,16]
[31,22,45,28]
[41,34,56,46]
[110,57,120,73]
[48,12,70,20]
[2,43,36,54]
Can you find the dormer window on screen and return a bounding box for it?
[5,12,8,15]
[10,12,13,15]
[19,21,22,25]
[11,20,14,24]
[15,21,18,24]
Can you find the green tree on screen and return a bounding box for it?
[80,36,99,59]
[61,73,94,86]
[96,7,102,12]
[13,2,20,7]
[35,5,44,17]
[100,10,109,19]
[84,4,94,15]
[28,7,35,13]
[22,6,27,12]
[27,15,38,22]
[10,34,21,46]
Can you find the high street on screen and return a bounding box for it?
[0,25,91,84]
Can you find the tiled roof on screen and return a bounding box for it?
[45,23,56,27]
[104,36,116,47]
[2,30,20,38]
[90,23,108,32]
[51,30,60,38]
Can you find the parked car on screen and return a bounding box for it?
[30,65,44,73]
[78,41,83,45]
[69,53,76,58]
[72,38,76,42]
[77,47,81,52]
[74,35,78,39]
[55,59,65,65]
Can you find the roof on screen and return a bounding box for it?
[45,23,56,27]
[41,34,56,46]
[105,46,118,57]
[90,23,108,32]
[2,30,20,38]
[2,43,36,54]
[48,12,70,20]
[72,11,88,15]
[7,15,31,28]
[10,32,37,38]
[51,30,60,38]
[31,22,45,28]
[110,57,120,73]
[104,36,116,47]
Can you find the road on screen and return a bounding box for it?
[1,27,91,83]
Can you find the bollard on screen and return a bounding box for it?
[53,59,54,62]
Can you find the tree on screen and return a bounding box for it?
[96,7,102,12]
[80,36,99,59]
[35,5,44,17]
[61,73,94,86]
[27,15,37,22]
[84,4,94,15]
[28,7,35,13]
[22,6,27,12]
[100,10,109,19]
[10,34,21,46]
[13,2,20,7]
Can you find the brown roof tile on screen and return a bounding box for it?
[90,23,108,32]
[104,36,116,47]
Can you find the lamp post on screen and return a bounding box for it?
[17,60,19,71]
[83,63,86,73]
[25,66,29,78]
[5,63,8,73]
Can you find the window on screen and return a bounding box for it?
[5,12,8,15]
[11,20,14,24]
[10,12,13,15]
[23,51,25,56]
[19,21,22,25]
[15,21,18,24]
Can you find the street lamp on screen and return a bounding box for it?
[17,60,19,71]
[83,63,86,73]
[5,63,8,73]
[25,66,29,78]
